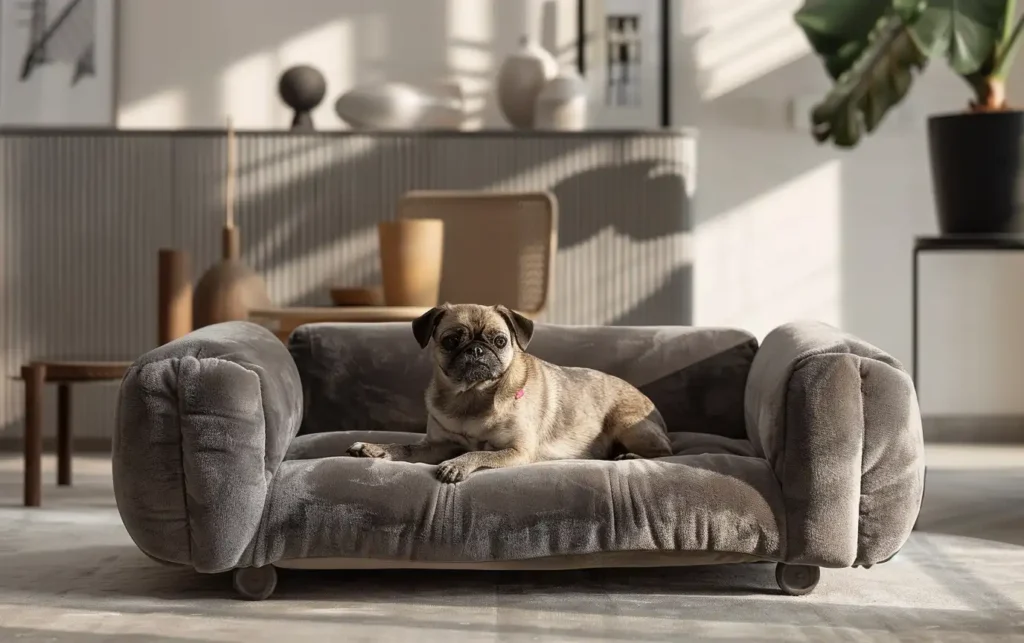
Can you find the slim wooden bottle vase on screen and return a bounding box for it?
[192,119,272,328]
[158,248,193,343]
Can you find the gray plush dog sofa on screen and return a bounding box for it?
[112,319,925,600]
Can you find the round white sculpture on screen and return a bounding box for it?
[496,36,558,129]
[334,81,465,130]
[534,67,589,131]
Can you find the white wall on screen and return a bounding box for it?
[116,0,1024,421]
[117,0,578,130]
[678,0,1024,422]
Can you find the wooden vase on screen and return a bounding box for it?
[378,219,444,306]
[193,225,272,328]
[192,117,273,328]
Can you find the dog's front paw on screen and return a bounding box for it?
[614,453,644,461]
[347,442,392,460]
[436,458,474,484]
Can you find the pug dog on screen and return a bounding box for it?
[347,303,673,483]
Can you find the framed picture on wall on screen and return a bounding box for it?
[577,0,671,128]
[0,0,117,126]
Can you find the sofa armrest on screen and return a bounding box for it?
[113,321,303,574]
[745,321,924,568]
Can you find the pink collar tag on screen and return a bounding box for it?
[515,388,525,400]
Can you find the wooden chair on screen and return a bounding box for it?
[249,190,559,337]
[397,190,558,319]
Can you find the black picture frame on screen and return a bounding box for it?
[576,0,671,127]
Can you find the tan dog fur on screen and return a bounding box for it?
[347,303,672,482]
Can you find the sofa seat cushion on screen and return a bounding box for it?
[284,430,758,461]
[256,431,783,567]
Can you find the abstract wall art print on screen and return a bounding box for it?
[0,0,116,126]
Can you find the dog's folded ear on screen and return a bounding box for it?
[495,305,535,351]
[412,304,450,348]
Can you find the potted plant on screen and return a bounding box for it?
[794,0,1024,235]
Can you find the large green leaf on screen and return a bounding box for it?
[794,0,895,79]
[807,9,930,147]
[907,0,1009,75]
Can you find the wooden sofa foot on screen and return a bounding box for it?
[233,565,277,600]
[775,563,820,596]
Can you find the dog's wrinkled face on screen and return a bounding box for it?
[412,303,534,387]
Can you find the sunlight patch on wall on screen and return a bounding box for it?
[690,0,810,101]
[219,20,354,130]
[221,52,277,127]
[693,160,842,339]
[486,143,617,192]
[447,0,494,128]
[117,89,186,128]
[277,19,355,128]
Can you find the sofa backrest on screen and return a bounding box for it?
[289,322,758,439]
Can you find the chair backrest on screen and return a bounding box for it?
[397,190,557,317]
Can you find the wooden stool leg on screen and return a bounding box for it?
[23,363,46,507]
[57,383,72,486]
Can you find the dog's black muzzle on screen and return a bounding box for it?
[455,340,497,362]
[449,340,501,382]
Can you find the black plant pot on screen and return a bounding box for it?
[928,111,1024,235]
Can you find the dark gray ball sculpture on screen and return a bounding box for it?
[278,65,327,131]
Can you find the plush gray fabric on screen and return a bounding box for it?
[744,321,925,567]
[112,321,303,573]
[113,319,925,577]
[289,322,757,438]
[257,435,784,567]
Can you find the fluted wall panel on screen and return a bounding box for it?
[0,129,696,443]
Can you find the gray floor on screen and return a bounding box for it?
[0,446,1022,642]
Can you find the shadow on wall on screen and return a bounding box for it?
[552,160,690,248]
[227,134,600,303]
[223,133,693,326]
[610,264,692,326]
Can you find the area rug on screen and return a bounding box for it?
[0,455,1021,642]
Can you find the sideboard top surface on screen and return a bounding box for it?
[0,127,698,139]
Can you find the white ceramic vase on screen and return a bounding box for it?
[534,67,589,131]
[496,36,558,129]
[334,81,465,130]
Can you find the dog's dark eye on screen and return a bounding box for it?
[441,334,461,351]
[494,335,508,349]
